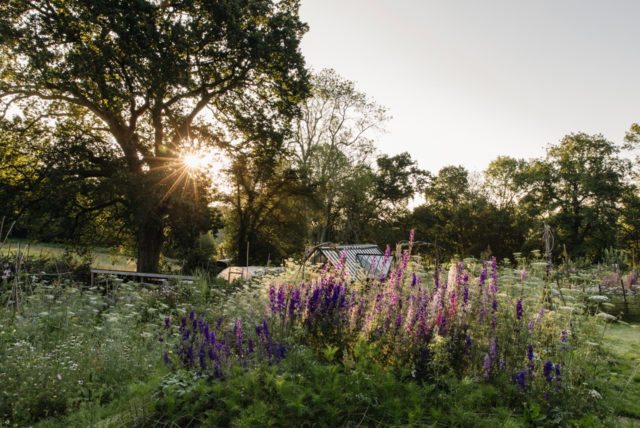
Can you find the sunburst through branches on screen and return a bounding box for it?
[152,140,226,203]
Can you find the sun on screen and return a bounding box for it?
[182,152,207,171]
[152,142,231,203]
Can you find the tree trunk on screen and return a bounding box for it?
[136,219,164,273]
[236,221,248,266]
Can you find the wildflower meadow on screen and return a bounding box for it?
[1,232,639,427]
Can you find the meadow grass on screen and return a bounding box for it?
[2,244,640,427]
[601,322,640,423]
[2,240,137,270]
[1,239,187,271]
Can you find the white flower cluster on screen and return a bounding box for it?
[589,389,602,400]
[597,312,616,321]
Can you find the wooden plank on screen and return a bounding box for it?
[90,268,195,281]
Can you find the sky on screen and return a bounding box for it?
[298,0,640,175]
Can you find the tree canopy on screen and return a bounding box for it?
[0,0,309,271]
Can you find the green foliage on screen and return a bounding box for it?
[2,243,640,427]
[221,148,310,265]
[0,0,309,272]
[149,346,531,427]
[414,165,531,260]
[601,247,628,269]
[0,281,164,425]
[285,68,391,245]
[521,133,630,261]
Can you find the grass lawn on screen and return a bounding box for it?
[2,240,137,270]
[0,240,187,271]
[603,322,640,425]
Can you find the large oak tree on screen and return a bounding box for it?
[0,0,309,271]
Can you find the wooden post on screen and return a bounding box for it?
[621,278,630,317]
[434,238,439,282]
[555,275,566,306]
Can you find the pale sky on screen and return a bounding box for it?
[299,0,640,175]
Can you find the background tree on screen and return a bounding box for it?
[484,156,528,210]
[520,133,630,261]
[412,164,530,261]
[287,69,389,243]
[0,0,309,272]
[618,187,640,267]
[221,143,310,265]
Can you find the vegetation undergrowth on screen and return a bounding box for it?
[2,234,640,427]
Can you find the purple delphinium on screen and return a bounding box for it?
[555,363,562,389]
[543,361,553,383]
[513,370,527,389]
[483,354,490,379]
[479,264,487,287]
[199,349,206,370]
[490,338,497,359]
[164,317,171,329]
[289,287,300,320]
[439,314,447,335]
[516,298,523,321]
[561,330,567,343]
[528,319,534,334]
[269,285,276,313]
[235,319,243,353]
[527,344,534,373]
[276,286,286,317]
[186,346,194,366]
[163,351,170,366]
[463,286,469,312]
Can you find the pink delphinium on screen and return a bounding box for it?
[334,248,348,275]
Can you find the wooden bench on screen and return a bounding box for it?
[90,268,195,287]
